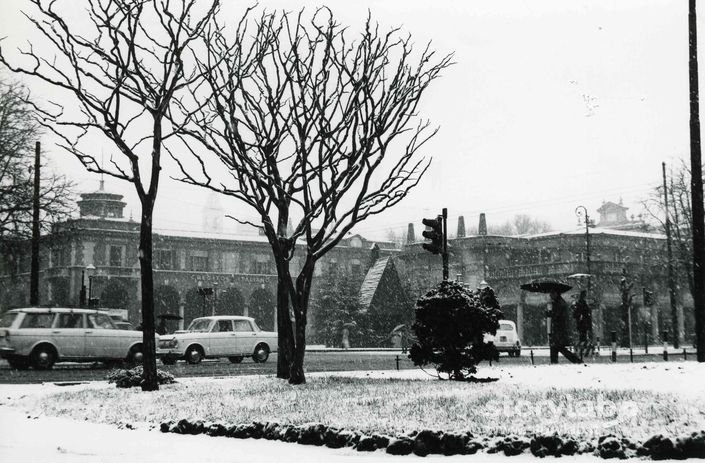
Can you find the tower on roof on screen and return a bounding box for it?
[77,181,126,218]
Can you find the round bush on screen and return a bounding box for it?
[409,280,503,380]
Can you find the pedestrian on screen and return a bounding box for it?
[156,318,168,335]
[572,290,593,358]
[547,289,581,364]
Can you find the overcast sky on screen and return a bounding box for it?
[0,0,697,241]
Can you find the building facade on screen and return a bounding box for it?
[0,185,396,334]
[0,186,695,347]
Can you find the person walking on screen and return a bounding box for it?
[572,290,593,358]
[547,289,581,364]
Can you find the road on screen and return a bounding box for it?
[0,347,697,384]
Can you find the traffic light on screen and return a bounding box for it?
[422,215,443,255]
[643,288,654,306]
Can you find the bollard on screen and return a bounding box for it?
[629,348,633,363]
[611,331,617,362]
[530,348,534,366]
[662,330,669,361]
[683,348,687,361]
[395,355,400,371]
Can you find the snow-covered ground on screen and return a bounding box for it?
[0,363,703,462]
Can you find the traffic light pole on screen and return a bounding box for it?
[442,208,448,281]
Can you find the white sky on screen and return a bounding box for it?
[0,0,697,240]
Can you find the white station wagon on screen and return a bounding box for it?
[0,307,147,370]
[158,315,277,365]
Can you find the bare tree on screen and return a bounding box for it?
[0,0,219,390]
[0,77,74,245]
[643,161,701,297]
[172,8,452,383]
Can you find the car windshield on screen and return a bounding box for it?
[186,319,213,332]
[499,323,513,331]
[0,312,18,328]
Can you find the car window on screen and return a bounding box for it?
[215,320,233,332]
[499,323,513,331]
[0,312,18,328]
[20,313,55,329]
[187,319,212,332]
[233,320,252,332]
[57,313,84,329]
[88,314,115,329]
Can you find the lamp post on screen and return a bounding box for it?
[575,206,593,298]
[197,281,213,318]
[86,264,96,308]
[79,270,87,307]
[213,282,218,316]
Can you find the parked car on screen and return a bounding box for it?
[113,321,136,330]
[157,315,277,365]
[484,320,521,357]
[0,307,148,370]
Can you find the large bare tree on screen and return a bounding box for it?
[0,0,219,390]
[172,8,452,383]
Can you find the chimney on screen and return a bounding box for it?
[478,213,487,236]
[457,216,466,238]
[406,223,416,244]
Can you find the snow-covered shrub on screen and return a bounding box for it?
[106,365,176,388]
[408,280,502,380]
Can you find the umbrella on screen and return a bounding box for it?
[567,273,592,280]
[157,313,183,320]
[520,278,572,294]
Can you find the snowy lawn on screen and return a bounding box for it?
[5,363,705,441]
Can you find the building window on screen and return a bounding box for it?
[110,246,123,267]
[188,250,209,271]
[155,249,176,270]
[253,260,271,274]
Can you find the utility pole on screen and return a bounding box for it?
[662,162,680,348]
[30,141,40,306]
[688,0,705,362]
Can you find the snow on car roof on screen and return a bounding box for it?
[9,307,107,314]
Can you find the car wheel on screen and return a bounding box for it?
[30,345,56,370]
[161,356,176,365]
[185,346,203,364]
[228,356,243,364]
[7,357,30,370]
[127,345,144,365]
[252,344,269,363]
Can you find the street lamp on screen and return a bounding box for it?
[86,264,96,308]
[197,281,213,318]
[575,206,594,297]
[213,282,218,316]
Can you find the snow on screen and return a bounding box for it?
[1,363,703,462]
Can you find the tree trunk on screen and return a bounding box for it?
[139,203,158,391]
[289,309,307,384]
[289,258,315,385]
[276,260,294,379]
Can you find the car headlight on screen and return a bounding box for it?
[159,339,178,349]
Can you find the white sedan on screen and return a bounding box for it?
[157,315,277,365]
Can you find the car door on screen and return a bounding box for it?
[52,312,86,358]
[233,319,257,354]
[85,313,121,358]
[208,319,236,356]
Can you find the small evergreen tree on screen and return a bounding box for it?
[409,280,503,380]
